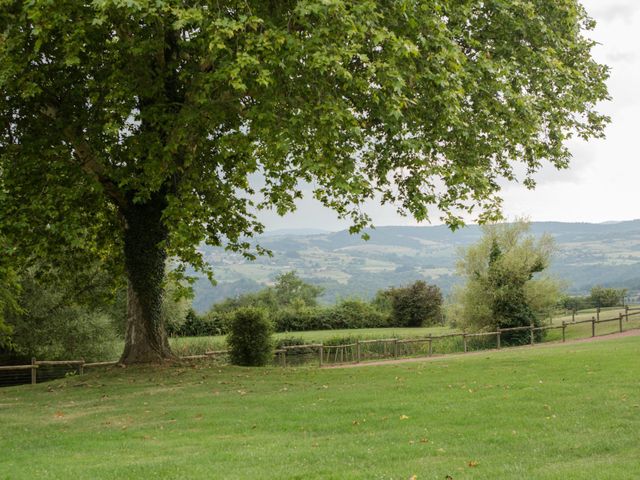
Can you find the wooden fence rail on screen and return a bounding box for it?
[2,309,640,384]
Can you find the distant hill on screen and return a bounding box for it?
[192,220,640,312]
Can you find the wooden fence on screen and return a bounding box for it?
[2,307,640,385]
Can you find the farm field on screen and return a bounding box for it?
[1,335,639,479]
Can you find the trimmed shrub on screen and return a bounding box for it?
[385,281,443,327]
[227,307,273,366]
[273,307,322,332]
[176,310,230,337]
[324,299,389,329]
[272,300,389,332]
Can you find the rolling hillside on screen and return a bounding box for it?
[192,220,640,312]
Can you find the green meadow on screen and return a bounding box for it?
[1,334,639,479]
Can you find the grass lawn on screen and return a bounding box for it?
[1,335,639,479]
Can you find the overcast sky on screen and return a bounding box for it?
[260,1,639,232]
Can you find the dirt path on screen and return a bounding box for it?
[323,328,640,369]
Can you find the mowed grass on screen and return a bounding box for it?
[1,336,640,479]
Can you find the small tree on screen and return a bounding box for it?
[455,221,561,343]
[385,281,443,327]
[272,272,323,309]
[227,307,273,367]
[589,286,627,308]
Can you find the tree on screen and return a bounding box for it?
[382,281,443,327]
[0,1,609,363]
[589,286,626,308]
[454,221,561,341]
[211,271,322,314]
[271,271,323,309]
[3,263,120,361]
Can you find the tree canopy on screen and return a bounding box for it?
[0,0,609,362]
[453,220,562,341]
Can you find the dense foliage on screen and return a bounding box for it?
[561,286,628,311]
[0,0,609,363]
[380,281,443,327]
[227,307,273,367]
[454,221,561,343]
[588,286,627,308]
[273,299,389,332]
[193,273,443,334]
[1,265,122,362]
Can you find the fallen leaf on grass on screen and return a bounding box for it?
[468,461,479,467]
[54,411,64,418]
[409,475,417,480]
[420,438,429,443]
[400,415,409,420]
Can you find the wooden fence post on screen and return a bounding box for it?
[31,357,36,385]
[530,324,535,345]
[356,340,361,363]
[496,329,501,349]
[625,305,629,322]
[572,309,576,322]
[79,359,84,376]
[619,313,623,333]
[562,321,566,342]
[596,307,600,322]
[393,339,398,358]
[591,316,596,337]
[463,333,468,353]
[318,345,323,367]
[428,334,433,356]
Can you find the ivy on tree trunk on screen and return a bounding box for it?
[120,194,172,363]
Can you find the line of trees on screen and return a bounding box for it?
[168,272,444,337]
[561,286,628,311]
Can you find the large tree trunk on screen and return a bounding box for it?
[119,195,173,364]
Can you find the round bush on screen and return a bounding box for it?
[227,307,274,366]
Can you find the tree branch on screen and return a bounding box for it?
[64,126,128,210]
[43,105,127,209]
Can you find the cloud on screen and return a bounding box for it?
[606,51,637,63]
[592,3,640,22]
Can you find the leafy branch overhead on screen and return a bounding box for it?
[1,0,609,271]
